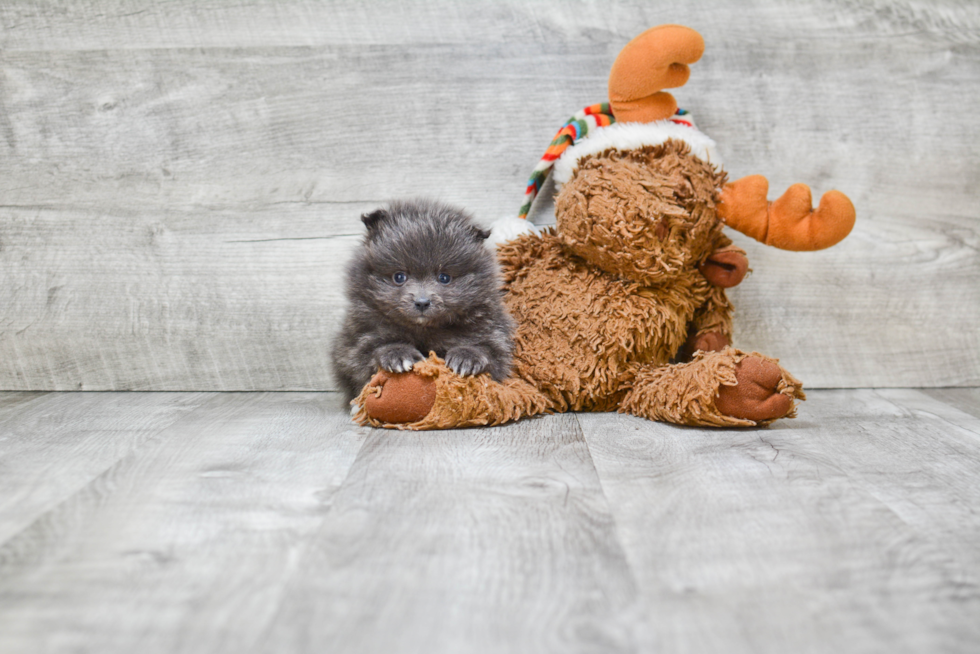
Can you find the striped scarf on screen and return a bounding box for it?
[518,103,615,220]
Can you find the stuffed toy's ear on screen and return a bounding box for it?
[361,209,389,233]
[472,226,491,241]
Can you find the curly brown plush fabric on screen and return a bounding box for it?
[354,139,806,429]
[500,229,710,410]
[555,140,729,285]
[353,354,551,430]
[621,348,804,427]
[497,140,739,412]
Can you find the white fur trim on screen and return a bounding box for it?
[552,121,723,188]
[486,215,541,248]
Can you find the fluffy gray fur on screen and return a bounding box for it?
[331,199,514,403]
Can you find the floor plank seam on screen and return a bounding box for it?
[0,392,218,551]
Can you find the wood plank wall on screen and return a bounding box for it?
[1,0,978,390]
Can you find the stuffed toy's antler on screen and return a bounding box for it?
[718,175,856,251]
[608,25,856,251]
[608,25,704,123]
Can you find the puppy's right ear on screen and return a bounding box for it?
[361,209,389,234]
[472,226,491,241]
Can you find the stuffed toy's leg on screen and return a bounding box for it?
[621,348,805,427]
[352,354,552,430]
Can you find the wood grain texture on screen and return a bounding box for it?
[578,389,980,653]
[921,387,980,419]
[1,389,979,653]
[1,0,978,389]
[0,391,208,543]
[0,392,366,654]
[259,414,641,654]
[1,205,357,390]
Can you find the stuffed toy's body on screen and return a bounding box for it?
[351,25,855,430]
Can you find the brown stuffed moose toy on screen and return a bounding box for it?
[351,24,856,430]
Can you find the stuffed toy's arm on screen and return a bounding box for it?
[685,284,735,354]
[683,235,747,354]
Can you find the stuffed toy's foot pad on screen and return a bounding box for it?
[691,330,730,353]
[354,354,552,430]
[715,356,792,422]
[362,369,437,424]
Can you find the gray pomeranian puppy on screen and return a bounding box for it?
[331,199,514,403]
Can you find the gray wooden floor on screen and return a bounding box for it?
[1,390,978,654]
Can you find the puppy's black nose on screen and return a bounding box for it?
[414,297,430,312]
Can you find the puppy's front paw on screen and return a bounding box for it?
[445,346,490,377]
[375,344,425,374]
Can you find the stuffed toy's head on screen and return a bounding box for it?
[496,25,856,274]
[555,139,726,285]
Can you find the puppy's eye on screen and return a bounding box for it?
[392,272,407,285]
[437,273,452,285]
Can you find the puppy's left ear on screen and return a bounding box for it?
[361,209,389,234]
[472,226,491,241]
